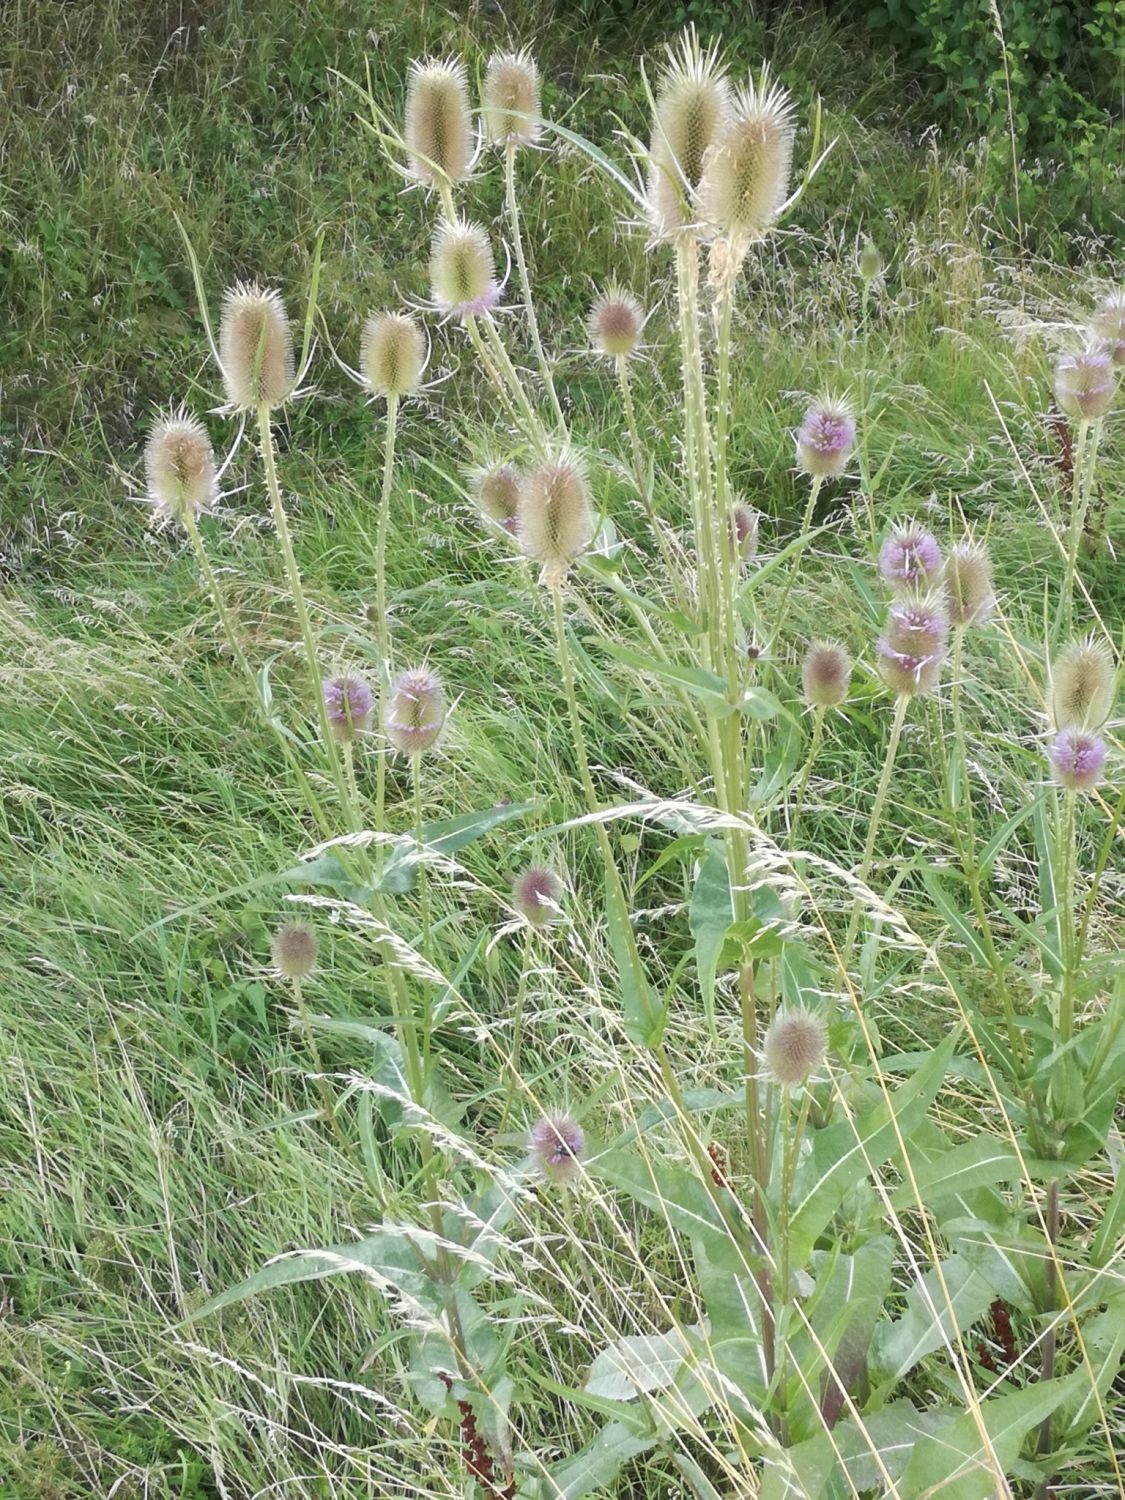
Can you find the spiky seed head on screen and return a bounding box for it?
[530,1114,585,1180]
[144,409,217,526]
[385,667,445,756]
[796,397,856,480]
[645,31,729,241]
[519,451,592,587]
[1050,635,1115,730]
[858,238,882,282]
[877,591,949,697]
[699,74,795,241]
[404,58,473,187]
[879,521,943,590]
[763,1008,827,1088]
[1047,728,1106,793]
[271,921,318,980]
[219,282,295,410]
[513,867,564,927]
[1089,289,1125,366]
[944,540,995,628]
[1055,349,1115,422]
[802,640,851,709]
[430,218,499,320]
[730,502,759,564]
[482,50,541,147]
[322,676,374,744]
[361,312,425,398]
[472,460,522,532]
[589,286,645,359]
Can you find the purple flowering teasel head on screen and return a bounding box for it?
[879,521,943,591]
[1047,728,1106,793]
[876,590,949,697]
[323,676,374,744]
[1090,289,1125,367]
[530,1115,585,1181]
[802,640,851,709]
[796,396,856,480]
[386,667,445,756]
[513,867,564,928]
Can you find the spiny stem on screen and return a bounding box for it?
[482,314,549,448]
[772,475,823,649]
[617,357,686,604]
[505,142,566,434]
[413,755,430,957]
[463,314,523,429]
[375,394,399,874]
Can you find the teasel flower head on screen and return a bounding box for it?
[271,921,318,981]
[482,49,541,148]
[385,667,445,756]
[763,1008,827,1088]
[323,675,374,744]
[589,285,645,360]
[1050,634,1115,730]
[530,1114,585,1181]
[858,238,882,282]
[513,867,564,927]
[430,217,499,320]
[879,521,943,591]
[472,459,522,534]
[404,58,473,188]
[802,640,851,709]
[361,311,425,399]
[219,282,295,410]
[796,396,856,480]
[519,450,592,587]
[1054,348,1115,422]
[944,539,995,628]
[877,590,949,697]
[699,71,795,243]
[1089,289,1125,367]
[144,408,217,527]
[729,502,759,564]
[645,29,729,241]
[1047,728,1106,793]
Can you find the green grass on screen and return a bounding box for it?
[2,2,1123,1497]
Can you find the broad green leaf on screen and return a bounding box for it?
[693,1238,769,1412]
[919,864,990,967]
[870,1253,995,1386]
[740,685,781,721]
[591,637,735,714]
[584,1324,705,1401]
[1060,1289,1125,1438]
[888,1133,1021,1212]
[381,800,537,892]
[605,865,665,1046]
[1032,798,1064,980]
[761,1401,955,1498]
[689,842,733,1036]
[592,1149,728,1255]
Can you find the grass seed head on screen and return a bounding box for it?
[361,312,425,398]
[519,451,592,587]
[699,73,795,241]
[802,640,851,708]
[405,58,473,187]
[482,50,541,147]
[589,286,645,359]
[386,667,445,756]
[646,30,729,241]
[1055,349,1115,422]
[144,409,217,527]
[513,867,564,927]
[271,921,318,980]
[763,1008,827,1087]
[1089,289,1125,366]
[219,283,295,411]
[430,218,498,320]
[796,396,856,480]
[944,539,995,628]
[323,676,374,744]
[1047,728,1106,793]
[1050,635,1115,730]
[530,1114,585,1180]
[879,521,943,590]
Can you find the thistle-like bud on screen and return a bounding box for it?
[698,73,795,242]
[879,522,943,591]
[802,640,851,709]
[472,460,522,533]
[530,1114,585,1181]
[796,397,856,480]
[589,286,645,360]
[430,218,499,320]
[730,502,759,564]
[271,921,318,980]
[1089,289,1125,367]
[482,49,541,148]
[219,282,295,410]
[1050,635,1115,730]
[323,676,374,744]
[858,238,882,282]
[645,31,729,241]
[1047,728,1106,793]
[513,867,564,927]
[944,540,995,628]
[876,591,949,697]
[361,312,425,399]
[519,450,592,587]
[763,1008,827,1088]
[386,667,445,756]
[404,58,472,188]
[1055,349,1115,422]
[144,409,217,527]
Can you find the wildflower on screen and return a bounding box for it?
[405,58,472,188]
[144,409,217,526]
[482,50,541,147]
[730,502,759,564]
[1055,350,1115,423]
[646,31,728,240]
[513,867,564,927]
[518,451,592,587]
[802,640,851,709]
[763,1008,827,1087]
[472,460,522,533]
[219,283,295,410]
[361,312,425,398]
[589,286,645,359]
[877,592,948,697]
[322,676,374,744]
[879,522,942,590]
[1050,635,1115,730]
[1047,728,1106,793]
[1089,289,1125,367]
[796,397,856,480]
[271,921,318,980]
[530,1114,585,1180]
[430,218,499,320]
[944,540,995,628]
[698,72,795,242]
[386,667,445,755]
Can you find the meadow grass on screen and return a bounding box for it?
[2,2,1123,1497]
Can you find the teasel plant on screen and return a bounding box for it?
[1053,344,1116,638]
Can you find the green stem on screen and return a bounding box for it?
[499,936,533,1130]
[505,142,566,435]
[1059,418,1094,641]
[674,236,717,664]
[772,475,823,648]
[482,314,548,449]
[463,314,522,429]
[292,976,349,1153]
[413,754,430,959]
[789,708,825,850]
[843,692,909,958]
[375,394,399,872]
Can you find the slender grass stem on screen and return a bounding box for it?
[772,476,823,647]
[291,975,349,1153]
[499,937,533,1130]
[843,692,909,958]
[505,142,566,434]
[789,708,825,849]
